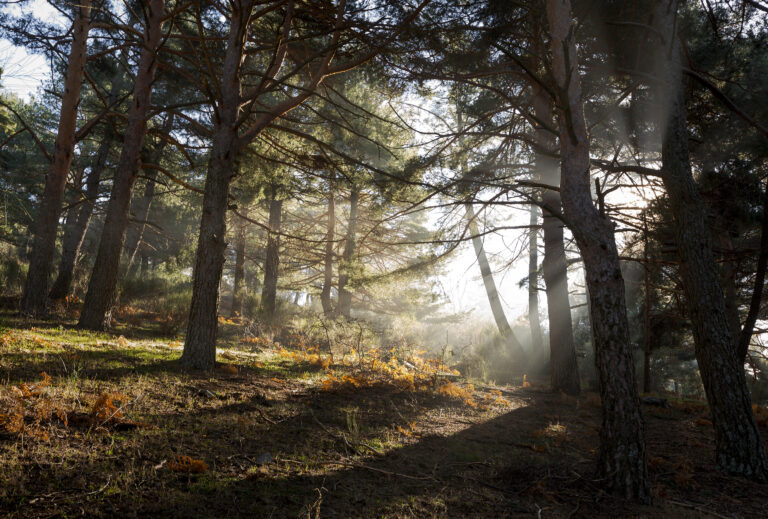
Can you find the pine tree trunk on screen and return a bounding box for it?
[181,139,236,369]
[321,187,335,316]
[230,208,247,317]
[20,0,91,316]
[651,0,768,480]
[465,204,527,357]
[528,204,544,352]
[78,0,165,330]
[49,131,112,300]
[261,188,283,318]
[337,187,359,319]
[530,85,580,395]
[642,216,652,393]
[545,0,648,501]
[181,3,251,370]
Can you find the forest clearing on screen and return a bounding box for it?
[2,0,768,517]
[1,311,767,518]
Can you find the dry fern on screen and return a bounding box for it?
[168,455,208,473]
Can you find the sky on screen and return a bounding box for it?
[435,205,537,324]
[0,0,59,99]
[0,41,48,100]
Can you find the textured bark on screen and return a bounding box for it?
[321,187,335,316]
[181,3,251,370]
[49,128,112,300]
[78,0,166,330]
[642,216,652,393]
[531,84,580,395]
[337,187,359,319]
[545,0,648,501]
[124,115,174,278]
[465,204,526,357]
[527,204,544,353]
[651,0,768,480]
[261,189,283,318]
[20,1,91,316]
[230,208,247,317]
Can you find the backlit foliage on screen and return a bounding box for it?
[306,344,511,409]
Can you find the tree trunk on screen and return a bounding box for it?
[124,115,174,278]
[642,215,652,394]
[528,203,544,353]
[465,204,527,357]
[49,131,112,300]
[20,0,91,316]
[651,0,768,480]
[181,3,251,370]
[78,0,165,330]
[230,208,247,317]
[530,84,580,395]
[337,187,359,319]
[545,0,649,501]
[261,188,283,318]
[321,187,335,316]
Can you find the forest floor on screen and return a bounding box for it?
[1,311,768,518]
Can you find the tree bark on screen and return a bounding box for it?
[181,2,251,370]
[230,207,247,317]
[261,188,283,318]
[531,84,580,395]
[20,0,91,316]
[321,186,335,316]
[337,186,359,318]
[528,203,544,353]
[642,215,652,394]
[78,0,166,330]
[465,204,527,357]
[651,0,768,481]
[545,0,649,501]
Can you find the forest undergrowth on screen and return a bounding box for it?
[1,310,767,518]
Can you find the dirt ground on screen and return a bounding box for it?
[1,313,767,518]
